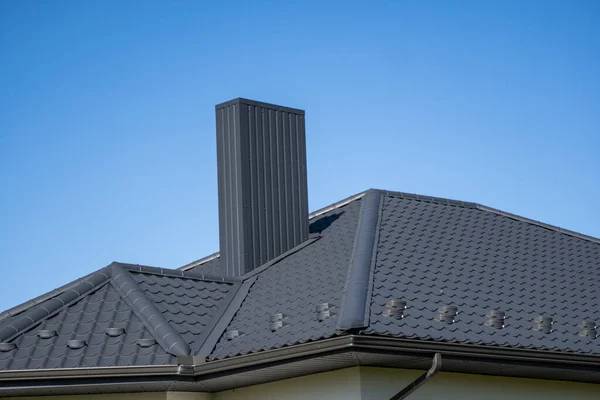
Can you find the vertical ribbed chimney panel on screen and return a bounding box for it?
[216,98,309,277]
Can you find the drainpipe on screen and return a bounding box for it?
[389,353,442,400]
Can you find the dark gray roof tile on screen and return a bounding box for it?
[209,198,363,359]
[2,188,599,375]
[130,272,236,354]
[365,192,600,355]
[0,262,237,371]
[0,282,177,370]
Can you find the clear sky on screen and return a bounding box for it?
[0,1,598,312]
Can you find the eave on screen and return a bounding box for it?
[1,334,599,396]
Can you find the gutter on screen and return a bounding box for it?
[1,335,600,393]
[352,336,600,368]
[0,364,179,381]
[180,335,356,376]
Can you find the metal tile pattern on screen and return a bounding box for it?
[366,192,600,354]
[216,98,309,276]
[187,256,222,275]
[0,263,236,371]
[0,267,110,342]
[2,187,599,379]
[131,272,236,353]
[209,198,363,359]
[0,282,176,370]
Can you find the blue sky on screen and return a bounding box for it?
[0,1,598,311]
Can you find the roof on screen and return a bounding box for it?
[1,188,599,394]
[0,263,238,370]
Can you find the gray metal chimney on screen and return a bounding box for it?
[216,98,309,277]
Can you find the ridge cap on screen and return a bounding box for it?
[0,267,111,342]
[110,264,190,356]
[338,190,382,330]
[116,262,238,283]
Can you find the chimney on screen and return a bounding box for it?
[215,98,309,276]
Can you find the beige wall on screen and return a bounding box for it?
[214,367,362,400]
[360,367,600,400]
[215,367,599,400]
[3,367,599,399]
[4,394,168,400]
[0,393,211,400]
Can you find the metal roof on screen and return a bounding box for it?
[1,188,599,394]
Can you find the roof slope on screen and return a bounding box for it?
[366,191,600,354]
[1,188,599,377]
[209,197,363,359]
[0,263,238,370]
[131,271,236,354]
[0,281,175,370]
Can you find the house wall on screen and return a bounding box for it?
[359,367,600,399]
[2,394,168,400]
[213,367,362,400]
[3,367,599,400]
[214,367,600,400]
[0,393,212,400]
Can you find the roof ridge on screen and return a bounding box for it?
[240,236,320,280]
[476,204,600,245]
[110,263,190,356]
[120,262,238,283]
[179,191,368,271]
[338,190,382,330]
[0,269,107,322]
[0,268,111,342]
[375,189,479,208]
[377,188,600,245]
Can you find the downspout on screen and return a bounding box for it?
[388,353,442,400]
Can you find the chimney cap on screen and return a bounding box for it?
[215,98,305,114]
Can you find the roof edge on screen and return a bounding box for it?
[1,334,599,395]
[0,267,111,342]
[110,263,190,356]
[378,189,600,245]
[476,204,600,245]
[0,268,108,322]
[353,335,600,367]
[0,364,179,381]
[338,190,382,330]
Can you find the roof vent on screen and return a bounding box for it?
[136,338,156,347]
[578,320,597,338]
[269,312,288,331]
[316,303,336,321]
[106,328,126,337]
[533,316,554,333]
[484,310,505,329]
[225,330,242,340]
[382,298,406,319]
[0,342,17,352]
[67,340,87,349]
[37,329,57,339]
[435,305,458,323]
